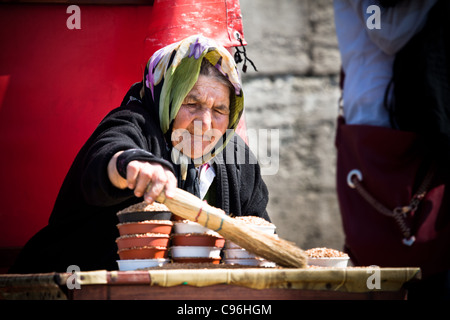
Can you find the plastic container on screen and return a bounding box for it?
[223,258,259,266]
[117,246,168,260]
[117,210,172,223]
[224,224,276,250]
[116,233,170,250]
[170,246,222,258]
[117,258,170,271]
[307,257,349,268]
[173,220,218,235]
[117,221,173,236]
[223,248,257,259]
[171,233,225,248]
[249,224,276,235]
[223,258,275,267]
[224,240,241,249]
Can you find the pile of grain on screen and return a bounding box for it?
[305,247,348,258]
[118,201,170,214]
[233,215,275,226]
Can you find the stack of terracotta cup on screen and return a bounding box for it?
[170,215,225,264]
[115,202,173,271]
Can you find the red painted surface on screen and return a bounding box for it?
[0,1,247,248]
[144,0,246,56]
[0,5,153,247]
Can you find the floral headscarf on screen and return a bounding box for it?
[142,35,244,164]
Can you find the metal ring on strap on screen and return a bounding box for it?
[347,169,362,189]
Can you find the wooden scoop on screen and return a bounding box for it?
[155,188,307,268]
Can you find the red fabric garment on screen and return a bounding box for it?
[335,116,450,278]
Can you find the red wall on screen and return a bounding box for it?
[0,4,153,247]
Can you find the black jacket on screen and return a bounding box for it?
[10,86,269,273]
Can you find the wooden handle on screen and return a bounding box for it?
[156,188,232,232]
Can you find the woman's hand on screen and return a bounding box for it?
[108,151,177,203]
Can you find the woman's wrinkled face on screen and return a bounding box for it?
[171,75,230,160]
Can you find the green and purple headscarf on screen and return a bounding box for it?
[142,35,244,162]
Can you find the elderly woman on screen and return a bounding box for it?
[11,35,270,273]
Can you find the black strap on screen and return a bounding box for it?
[116,149,175,179]
[234,36,258,73]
